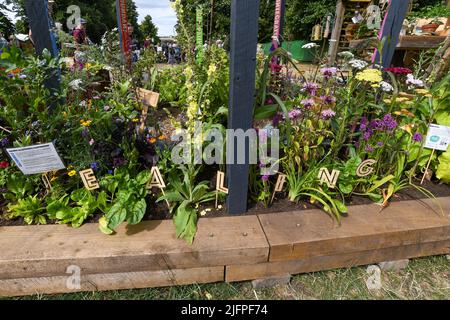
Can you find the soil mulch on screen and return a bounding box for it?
[0,180,448,227]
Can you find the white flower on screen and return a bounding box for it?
[302,42,319,49]
[406,74,424,87]
[79,100,87,107]
[380,81,393,92]
[348,59,368,70]
[338,51,354,59]
[68,79,83,91]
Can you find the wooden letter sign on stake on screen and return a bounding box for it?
[270,173,287,205]
[356,159,377,177]
[136,88,160,134]
[318,168,341,189]
[216,171,229,209]
[227,0,260,214]
[147,167,169,208]
[79,169,100,190]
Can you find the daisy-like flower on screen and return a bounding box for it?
[68,79,83,91]
[301,99,315,109]
[338,51,355,59]
[406,74,424,87]
[321,109,336,120]
[321,67,338,79]
[68,170,77,177]
[348,59,368,70]
[80,119,92,127]
[380,81,393,92]
[302,42,319,49]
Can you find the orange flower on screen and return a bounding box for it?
[148,138,157,144]
[158,135,166,140]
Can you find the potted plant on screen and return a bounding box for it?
[421,18,444,33]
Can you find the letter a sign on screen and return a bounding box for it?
[147,167,166,189]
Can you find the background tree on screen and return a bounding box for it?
[0,7,15,37]
[140,15,159,43]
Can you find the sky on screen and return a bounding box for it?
[135,0,177,36]
[4,1,178,37]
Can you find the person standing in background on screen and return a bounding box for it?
[73,19,88,45]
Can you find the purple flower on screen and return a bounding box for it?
[365,145,374,153]
[91,162,100,171]
[412,132,423,142]
[288,109,302,120]
[363,130,373,141]
[261,175,270,182]
[0,188,8,193]
[321,109,336,120]
[0,138,9,147]
[382,114,397,131]
[107,170,113,175]
[377,141,384,147]
[272,112,282,127]
[81,128,89,139]
[360,117,368,131]
[301,99,315,109]
[320,95,336,105]
[303,82,319,96]
[321,67,338,79]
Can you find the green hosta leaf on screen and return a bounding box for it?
[127,198,147,225]
[436,149,450,183]
[338,183,353,195]
[106,201,127,230]
[136,170,152,185]
[174,202,198,245]
[99,216,114,235]
[435,110,450,126]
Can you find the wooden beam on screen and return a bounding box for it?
[373,0,410,68]
[0,215,268,280]
[24,0,60,101]
[226,0,260,214]
[328,0,345,65]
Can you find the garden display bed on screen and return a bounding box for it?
[1,196,449,297]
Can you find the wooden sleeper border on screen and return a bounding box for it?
[1,197,450,297]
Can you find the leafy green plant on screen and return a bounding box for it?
[99,168,151,233]
[158,165,216,244]
[46,188,106,228]
[7,195,46,225]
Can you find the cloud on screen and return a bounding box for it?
[135,0,177,36]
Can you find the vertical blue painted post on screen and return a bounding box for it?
[227,0,260,214]
[24,0,60,105]
[373,0,410,68]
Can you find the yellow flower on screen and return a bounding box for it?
[50,176,58,183]
[207,64,217,77]
[86,63,92,70]
[132,118,139,123]
[80,119,92,127]
[355,69,382,83]
[68,170,77,177]
[62,111,68,119]
[158,135,166,140]
[383,99,392,104]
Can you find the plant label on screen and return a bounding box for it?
[42,173,52,191]
[424,124,450,151]
[274,174,287,192]
[318,168,341,189]
[147,166,166,189]
[137,88,160,108]
[6,143,65,175]
[216,171,229,194]
[356,159,377,177]
[79,169,100,190]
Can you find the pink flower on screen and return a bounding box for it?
[89,139,95,146]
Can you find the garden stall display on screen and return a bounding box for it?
[0,0,449,296]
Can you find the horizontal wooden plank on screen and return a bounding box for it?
[0,215,268,280]
[260,197,450,262]
[0,266,224,297]
[226,239,450,282]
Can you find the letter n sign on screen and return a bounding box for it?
[227,0,260,214]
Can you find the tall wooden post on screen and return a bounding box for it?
[372,0,410,68]
[227,0,260,214]
[328,0,345,65]
[24,0,60,101]
[116,0,132,68]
